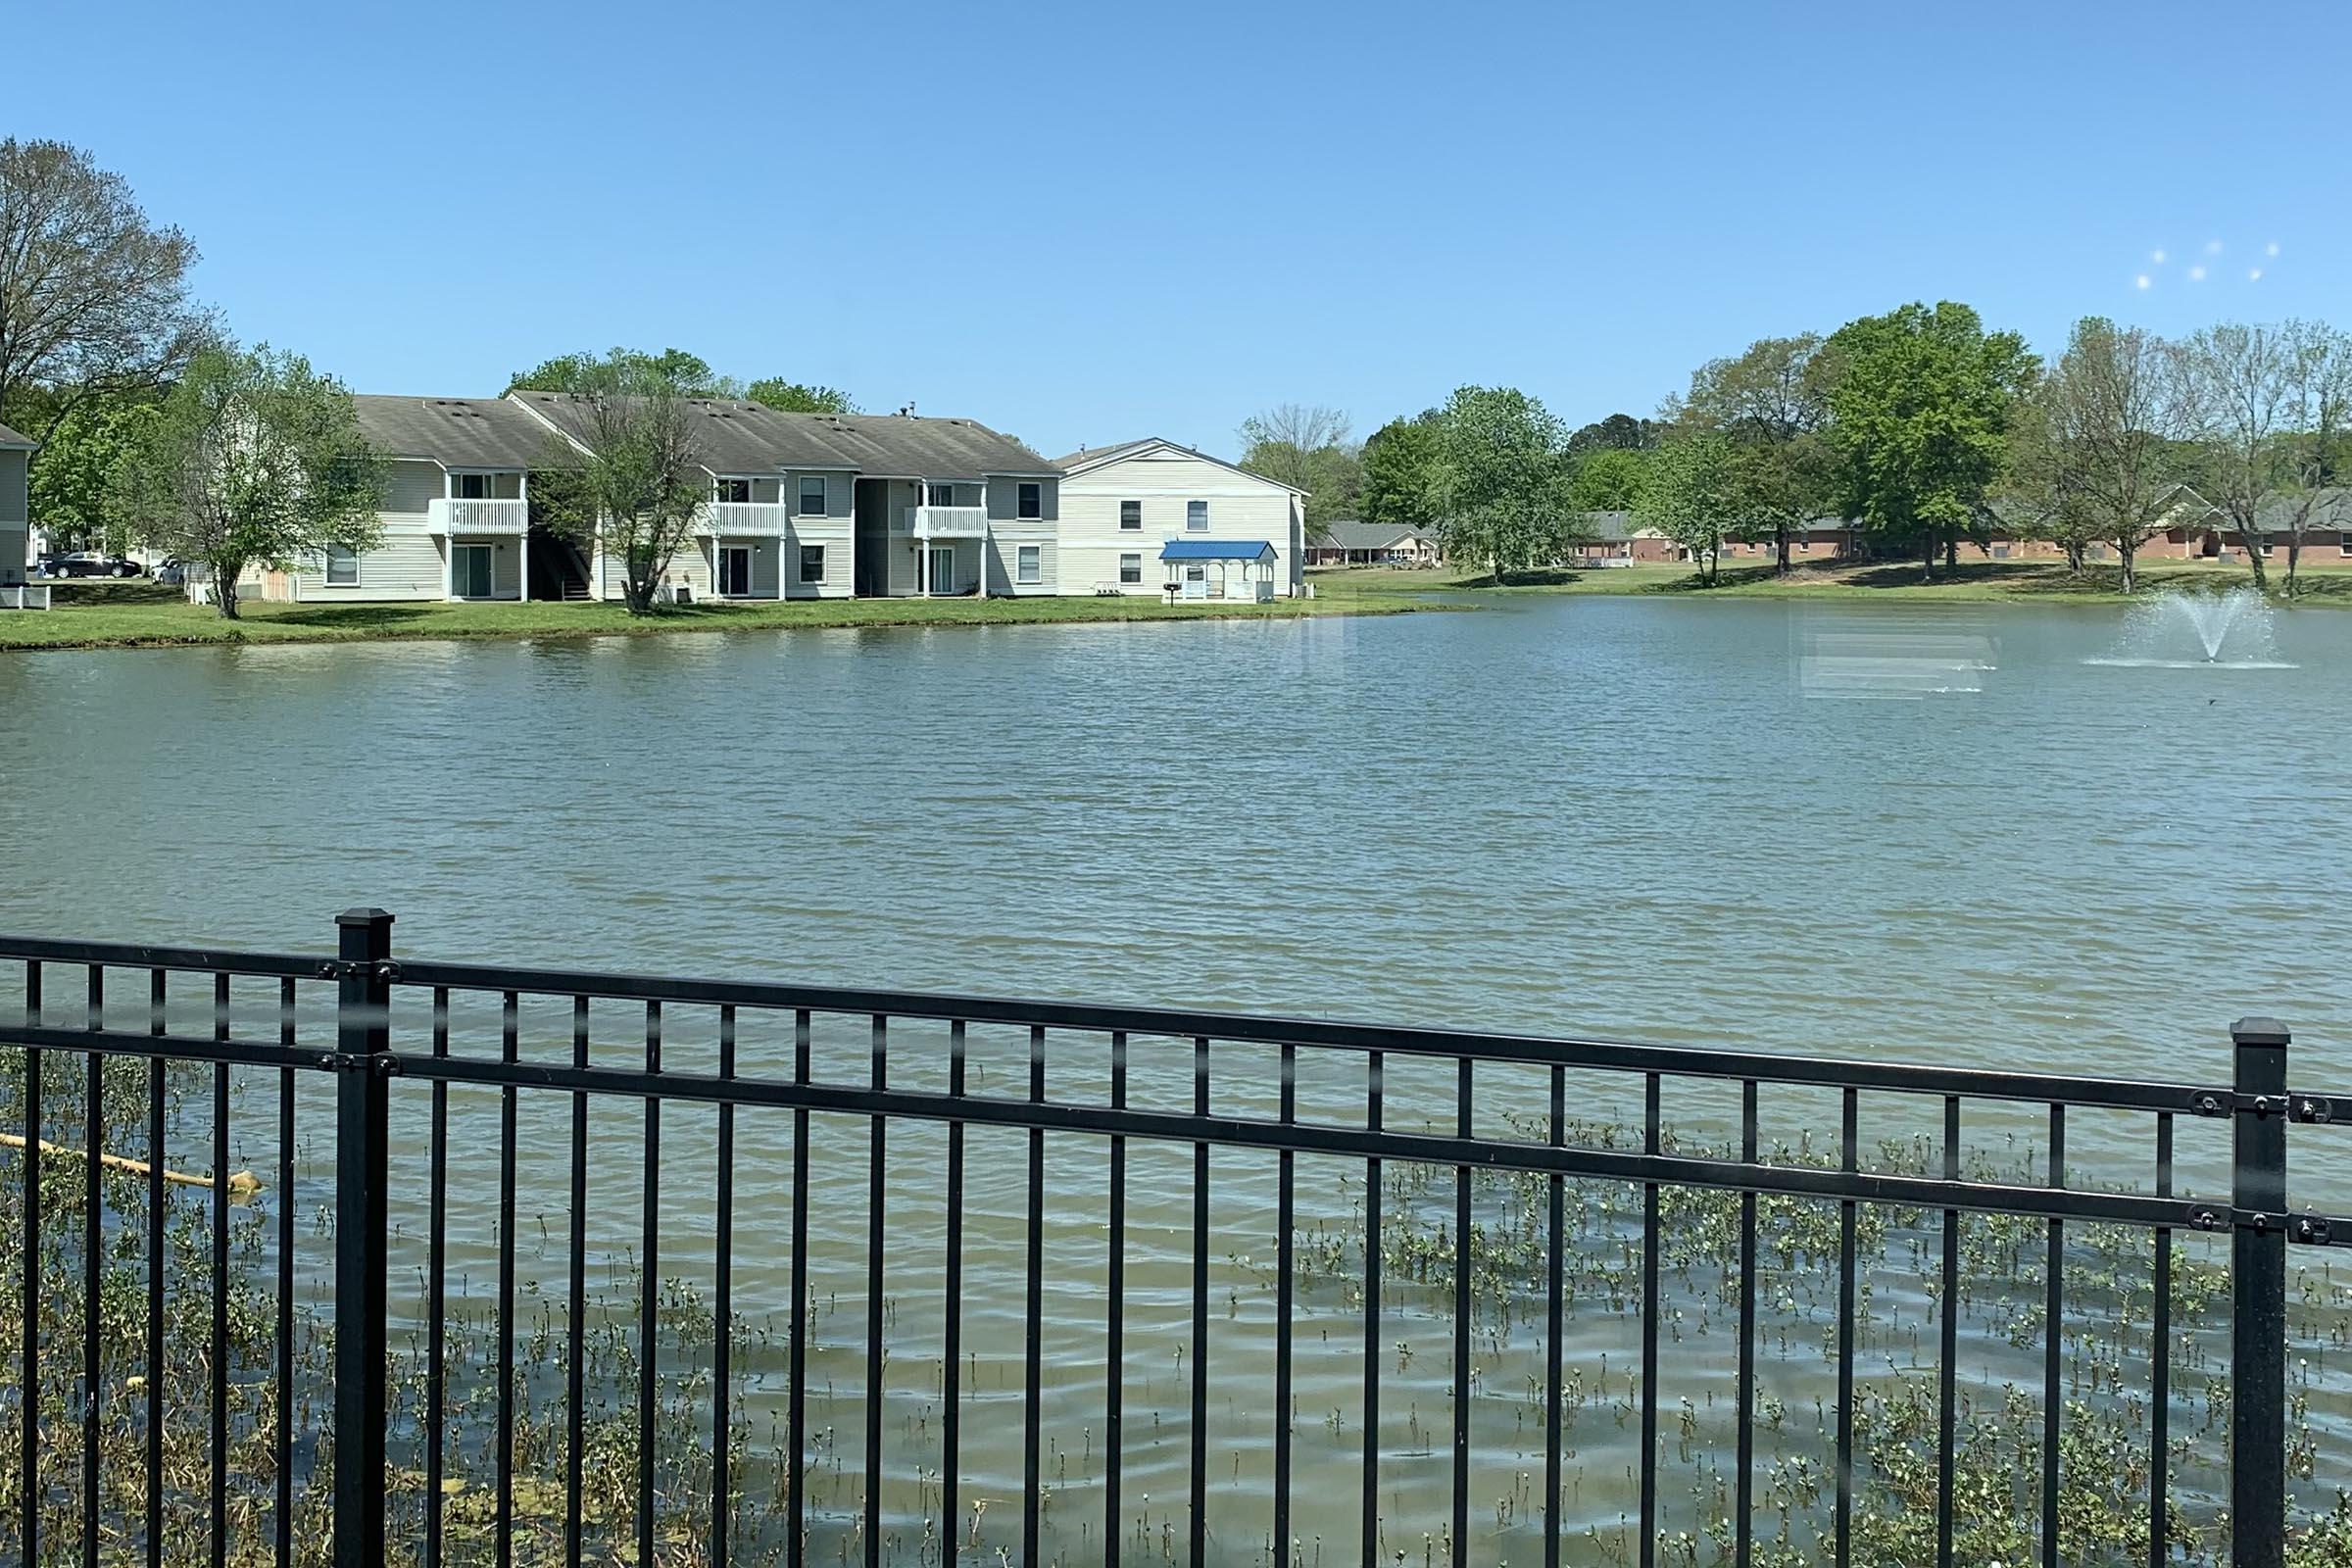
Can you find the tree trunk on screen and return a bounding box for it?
[624,575,656,615]
[2118,539,2135,595]
[1945,533,1958,573]
[1921,528,1936,580]
[1775,522,1790,575]
[2286,535,2302,597]
[213,561,241,620]
[2241,515,2269,590]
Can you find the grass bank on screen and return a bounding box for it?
[0,583,1426,652]
[1310,557,2352,607]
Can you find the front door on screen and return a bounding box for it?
[453,544,493,599]
[928,546,956,595]
[719,546,753,597]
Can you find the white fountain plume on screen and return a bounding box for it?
[2086,586,2294,668]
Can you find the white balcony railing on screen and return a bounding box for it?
[899,505,989,538]
[428,498,529,535]
[702,501,790,536]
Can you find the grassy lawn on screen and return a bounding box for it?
[1310,558,2352,608]
[0,585,1428,652]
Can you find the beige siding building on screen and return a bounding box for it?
[1051,439,1306,598]
[0,422,30,595]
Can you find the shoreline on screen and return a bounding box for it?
[0,587,1439,653]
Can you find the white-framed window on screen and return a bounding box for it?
[1119,552,1143,584]
[1017,545,1040,584]
[1017,482,1043,519]
[323,544,360,586]
[799,544,825,583]
[453,543,494,598]
[798,476,827,516]
[2338,532,2352,558]
[928,481,959,507]
[716,477,752,504]
[1187,500,1208,531]
[1119,500,1142,530]
[453,472,493,500]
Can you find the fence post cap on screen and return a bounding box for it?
[334,907,395,928]
[2231,1016,2292,1048]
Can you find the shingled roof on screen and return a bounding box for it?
[351,396,560,467]
[510,393,1058,478]
[0,420,36,450]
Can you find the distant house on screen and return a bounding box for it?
[1572,512,1856,564]
[1052,438,1307,597]
[1305,520,1441,567]
[0,420,32,601]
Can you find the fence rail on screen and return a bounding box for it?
[0,908,2341,1568]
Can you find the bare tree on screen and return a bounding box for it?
[1239,404,1353,455]
[2033,318,2192,593]
[0,139,210,432]
[530,355,707,614]
[2266,322,2352,595]
[2174,322,2305,590]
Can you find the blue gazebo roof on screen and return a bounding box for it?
[1159,539,1275,562]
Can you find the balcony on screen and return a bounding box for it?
[898,505,988,539]
[428,498,528,535]
[702,502,790,536]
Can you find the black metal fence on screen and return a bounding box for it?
[0,908,2345,1567]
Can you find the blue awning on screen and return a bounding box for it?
[1159,540,1275,562]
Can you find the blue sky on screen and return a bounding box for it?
[13,0,2351,459]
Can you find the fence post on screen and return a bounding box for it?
[2230,1015,2290,1568]
[332,908,394,1568]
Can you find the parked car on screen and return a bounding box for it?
[155,558,188,587]
[46,552,145,578]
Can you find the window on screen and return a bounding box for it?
[454,473,492,500]
[1991,543,2011,560]
[2338,532,2352,558]
[323,545,360,586]
[716,478,752,505]
[928,481,959,507]
[1017,482,1043,520]
[1017,545,1041,584]
[453,544,493,598]
[799,544,825,584]
[1186,500,1208,531]
[1119,552,1143,584]
[798,476,827,516]
[1119,500,1142,531]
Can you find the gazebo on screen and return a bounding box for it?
[1160,539,1278,603]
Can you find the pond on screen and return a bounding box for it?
[1,595,2347,1564]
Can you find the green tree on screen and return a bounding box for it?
[1238,405,1361,527]
[1823,302,2035,577]
[108,344,386,619]
[1566,412,1660,458]
[746,378,856,415]
[27,392,161,547]
[1357,413,1441,532]
[507,348,733,398]
[1566,446,1652,513]
[527,352,707,615]
[1426,386,1579,580]
[0,138,211,435]
[1673,334,1834,571]
[1637,433,1739,584]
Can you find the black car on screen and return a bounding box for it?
[45,552,145,578]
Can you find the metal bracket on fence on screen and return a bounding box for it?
[2189,1088,2335,1123]
[315,1051,400,1076]
[316,959,403,984]
[2291,1213,2333,1247]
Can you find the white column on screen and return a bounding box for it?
[519,530,530,604]
[444,539,455,602]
